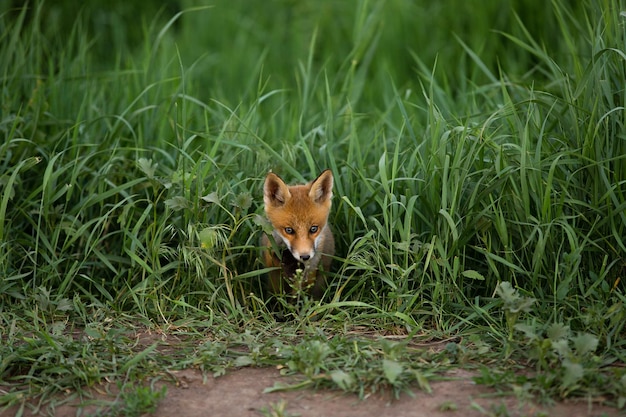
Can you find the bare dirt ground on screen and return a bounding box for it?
[2,366,622,417]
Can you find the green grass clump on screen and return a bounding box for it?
[1,0,625,413]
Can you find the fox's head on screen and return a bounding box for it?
[263,170,333,263]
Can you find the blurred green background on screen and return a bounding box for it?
[11,0,592,99]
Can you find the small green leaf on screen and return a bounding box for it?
[233,355,255,367]
[199,227,219,249]
[497,282,536,313]
[461,269,485,280]
[495,281,518,303]
[561,360,584,388]
[0,175,15,200]
[233,192,252,210]
[413,370,432,393]
[514,323,538,341]
[56,297,73,311]
[330,370,355,390]
[556,280,570,300]
[547,323,570,341]
[137,158,158,179]
[572,333,598,356]
[468,334,491,354]
[511,297,536,314]
[171,169,193,185]
[551,339,571,358]
[51,321,66,336]
[165,196,191,211]
[201,192,220,204]
[382,359,403,384]
[84,326,102,339]
[253,214,274,234]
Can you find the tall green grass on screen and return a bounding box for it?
[2,0,625,325]
[1,0,626,406]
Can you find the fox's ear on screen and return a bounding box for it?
[309,170,333,204]
[264,172,291,207]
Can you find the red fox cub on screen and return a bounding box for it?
[262,170,335,299]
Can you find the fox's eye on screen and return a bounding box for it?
[284,227,294,235]
[309,226,318,234]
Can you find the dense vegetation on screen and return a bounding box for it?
[1,0,625,412]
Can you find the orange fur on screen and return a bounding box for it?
[261,170,335,298]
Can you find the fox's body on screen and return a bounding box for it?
[262,170,334,299]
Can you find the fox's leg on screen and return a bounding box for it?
[299,267,317,295]
[309,227,334,299]
[261,234,284,295]
[307,270,324,300]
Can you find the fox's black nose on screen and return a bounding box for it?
[300,255,311,261]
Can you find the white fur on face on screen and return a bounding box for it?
[276,232,319,263]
